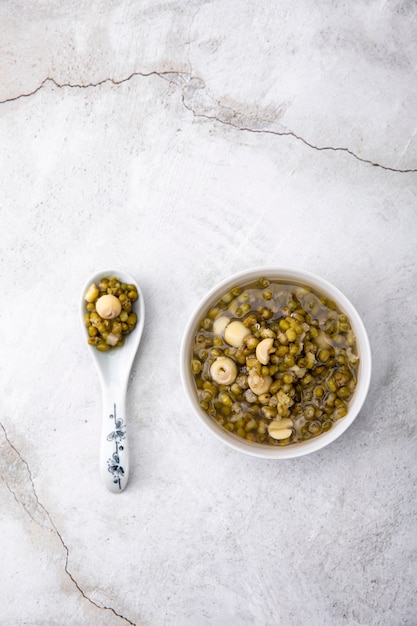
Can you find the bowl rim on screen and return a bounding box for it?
[180,266,372,458]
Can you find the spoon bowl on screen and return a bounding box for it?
[80,269,145,492]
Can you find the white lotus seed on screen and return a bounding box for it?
[247,371,272,395]
[224,320,250,347]
[212,316,230,335]
[210,356,238,385]
[85,283,99,303]
[96,294,122,320]
[255,337,276,365]
[268,418,294,440]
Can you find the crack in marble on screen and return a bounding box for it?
[0,422,55,530]
[0,423,137,626]
[1,71,416,174]
[0,71,187,105]
[180,95,417,174]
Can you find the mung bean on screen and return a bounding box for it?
[191,278,359,446]
[84,275,139,351]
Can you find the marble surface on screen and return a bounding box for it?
[1,1,417,624]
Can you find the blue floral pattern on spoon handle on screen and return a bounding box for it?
[106,404,126,490]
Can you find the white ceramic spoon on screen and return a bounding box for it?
[80,269,145,493]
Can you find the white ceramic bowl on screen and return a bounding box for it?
[180,267,371,458]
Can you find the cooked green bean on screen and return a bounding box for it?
[191,278,359,446]
[84,276,139,351]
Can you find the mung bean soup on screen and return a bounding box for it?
[83,276,139,351]
[190,277,359,446]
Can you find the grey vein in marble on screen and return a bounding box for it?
[0,423,136,626]
[1,72,415,174]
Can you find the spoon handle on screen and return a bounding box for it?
[100,387,129,493]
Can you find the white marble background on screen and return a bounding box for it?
[1,1,416,625]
